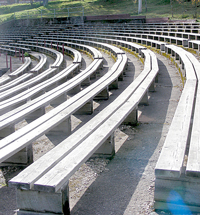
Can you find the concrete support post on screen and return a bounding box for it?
[47,116,71,136]
[16,183,70,215]
[0,125,15,138]
[93,133,115,158]
[50,93,67,107]
[109,79,119,90]
[25,107,46,122]
[75,100,93,115]
[139,91,149,106]
[123,108,138,126]
[1,144,33,166]
[94,87,109,100]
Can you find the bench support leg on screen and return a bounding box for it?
[68,84,81,95]
[94,87,109,100]
[90,71,96,79]
[1,144,33,166]
[123,108,138,126]
[0,125,15,138]
[75,100,93,115]
[16,183,70,215]
[81,77,91,86]
[118,73,124,81]
[109,79,119,89]
[47,116,71,136]
[149,80,155,92]
[139,91,149,106]
[50,93,67,107]
[25,107,46,122]
[93,133,115,158]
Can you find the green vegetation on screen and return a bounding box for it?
[0,0,199,24]
[24,52,29,57]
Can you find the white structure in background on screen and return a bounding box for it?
[138,0,142,14]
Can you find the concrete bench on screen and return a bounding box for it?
[8,48,158,215]
[0,53,47,90]
[188,40,200,54]
[154,45,200,213]
[2,44,31,53]
[61,29,188,48]
[40,32,166,53]
[0,73,33,93]
[0,58,103,139]
[29,54,47,74]
[0,45,127,166]
[0,43,103,117]
[9,57,32,78]
[23,39,103,60]
[0,47,19,56]
[0,39,14,45]
[0,47,63,102]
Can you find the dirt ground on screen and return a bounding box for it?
[0,50,182,215]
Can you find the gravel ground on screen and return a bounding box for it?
[0,51,182,215]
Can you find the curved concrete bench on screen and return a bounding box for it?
[0,43,103,116]
[9,57,32,78]
[0,47,63,102]
[2,44,31,53]
[8,49,158,215]
[76,22,200,34]
[154,45,200,213]
[36,33,166,52]
[0,73,33,93]
[0,46,19,56]
[0,44,127,165]
[53,29,189,48]
[29,54,47,74]
[0,58,103,138]
[20,39,103,60]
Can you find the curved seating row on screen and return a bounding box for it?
[8,47,158,215]
[29,53,47,74]
[0,53,103,140]
[9,57,32,78]
[1,44,31,53]
[2,21,200,214]
[154,45,200,213]
[0,42,126,167]
[0,46,63,102]
[0,53,48,91]
[35,26,200,213]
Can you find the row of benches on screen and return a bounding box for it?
[8,44,158,215]
[0,46,63,103]
[30,30,200,212]
[0,41,103,118]
[1,22,200,213]
[52,28,200,55]
[0,53,48,93]
[154,44,200,213]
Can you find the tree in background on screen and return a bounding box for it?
[191,0,200,17]
[43,0,48,6]
[176,0,199,18]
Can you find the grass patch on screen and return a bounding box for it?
[0,0,199,24]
